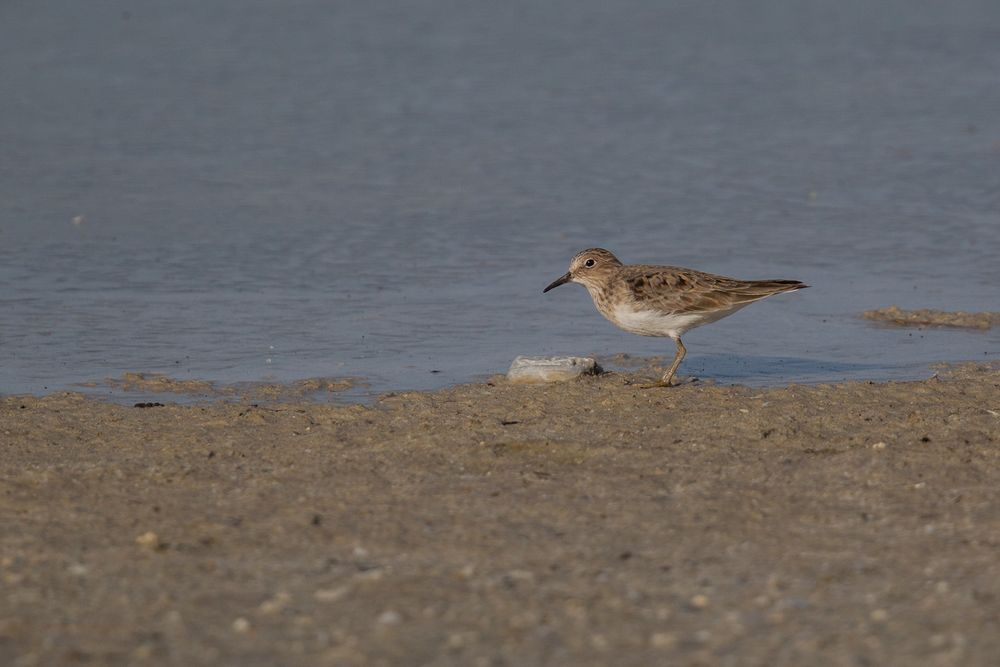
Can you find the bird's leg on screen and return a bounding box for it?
[640,337,686,389]
[662,337,686,385]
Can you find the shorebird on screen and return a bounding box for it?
[543,248,807,386]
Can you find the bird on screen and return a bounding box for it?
[543,248,807,387]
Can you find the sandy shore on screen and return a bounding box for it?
[2,364,999,666]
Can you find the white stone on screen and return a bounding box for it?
[135,531,161,551]
[314,586,350,602]
[257,592,291,615]
[506,356,600,383]
[377,610,402,626]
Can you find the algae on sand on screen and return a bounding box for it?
[863,306,1000,330]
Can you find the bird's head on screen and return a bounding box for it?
[543,248,622,293]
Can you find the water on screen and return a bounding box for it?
[1,0,998,401]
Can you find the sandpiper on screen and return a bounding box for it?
[543,248,807,386]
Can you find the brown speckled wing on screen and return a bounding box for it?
[621,266,805,314]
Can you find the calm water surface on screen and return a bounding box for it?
[1,0,998,401]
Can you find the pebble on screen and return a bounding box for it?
[872,441,887,450]
[377,610,402,626]
[870,608,888,622]
[314,586,350,602]
[257,592,291,615]
[232,617,251,633]
[506,356,600,383]
[67,563,88,577]
[132,644,154,660]
[135,532,162,551]
[689,594,710,610]
[354,569,384,583]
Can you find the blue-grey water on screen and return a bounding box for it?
[1,0,998,402]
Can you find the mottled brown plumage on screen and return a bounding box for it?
[543,248,807,386]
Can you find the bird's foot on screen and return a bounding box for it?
[632,375,697,389]
[637,378,676,389]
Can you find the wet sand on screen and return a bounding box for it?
[2,364,1000,666]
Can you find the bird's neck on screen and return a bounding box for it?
[582,280,617,317]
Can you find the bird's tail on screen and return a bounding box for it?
[728,279,808,303]
[755,279,808,293]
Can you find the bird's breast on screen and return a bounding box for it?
[606,303,705,338]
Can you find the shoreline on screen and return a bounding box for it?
[3,363,999,664]
[5,351,979,408]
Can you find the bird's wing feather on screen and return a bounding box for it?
[622,266,805,314]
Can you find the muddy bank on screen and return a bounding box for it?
[863,306,1000,330]
[2,364,1000,666]
[81,373,360,402]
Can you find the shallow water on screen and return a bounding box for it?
[1,0,998,401]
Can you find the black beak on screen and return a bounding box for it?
[543,272,572,293]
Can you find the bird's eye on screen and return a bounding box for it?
[584,258,596,268]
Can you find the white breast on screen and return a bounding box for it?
[610,302,748,338]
